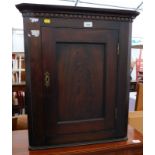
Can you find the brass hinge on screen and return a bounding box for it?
[115,108,118,120]
[117,43,119,55]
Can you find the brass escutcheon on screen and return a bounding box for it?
[44,72,50,87]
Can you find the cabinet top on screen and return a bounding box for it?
[16,3,139,22]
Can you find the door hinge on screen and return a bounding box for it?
[117,43,119,55]
[115,108,118,120]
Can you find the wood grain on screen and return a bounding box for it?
[12,125,143,155]
[41,28,118,145]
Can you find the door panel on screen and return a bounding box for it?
[41,27,118,144]
[57,43,105,122]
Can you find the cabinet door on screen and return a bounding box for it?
[41,27,119,145]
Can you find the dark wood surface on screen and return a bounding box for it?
[13,125,143,155]
[16,3,139,148]
[41,28,119,145]
[16,3,139,18]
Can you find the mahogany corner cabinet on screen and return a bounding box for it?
[16,3,139,150]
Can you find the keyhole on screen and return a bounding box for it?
[44,72,50,87]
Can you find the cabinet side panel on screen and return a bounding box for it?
[23,17,45,146]
[116,22,132,137]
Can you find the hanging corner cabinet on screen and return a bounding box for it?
[16,3,139,150]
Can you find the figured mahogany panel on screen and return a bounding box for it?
[57,43,105,122]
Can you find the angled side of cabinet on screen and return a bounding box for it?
[16,3,139,149]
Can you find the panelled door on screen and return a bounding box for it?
[41,27,119,145]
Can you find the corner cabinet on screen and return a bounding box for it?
[16,3,139,149]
